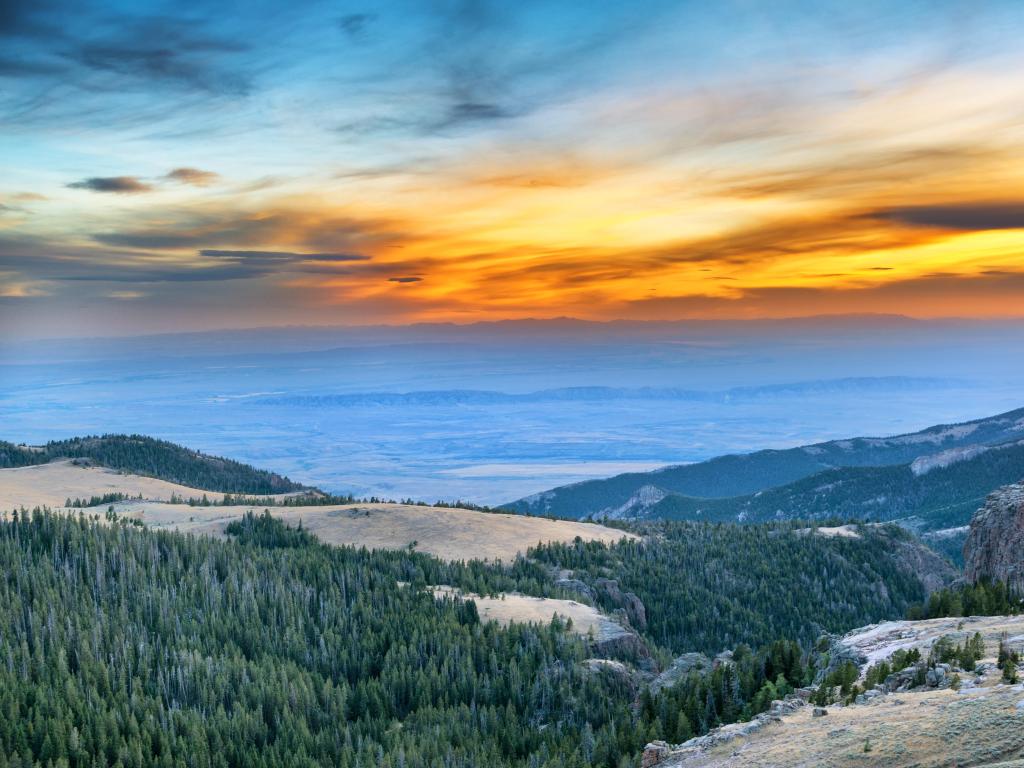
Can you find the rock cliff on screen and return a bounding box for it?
[963,482,1024,594]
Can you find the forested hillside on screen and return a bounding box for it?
[531,522,949,653]
[0,510,644,768]
[0,435,303,494]
[507,407,1024,519]
[0,508,953,767]
[649,440,1024,531]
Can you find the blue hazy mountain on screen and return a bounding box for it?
[506,407,1024,532]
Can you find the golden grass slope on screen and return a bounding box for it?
[127,501,634,562]
[0,461,634,562]
[431,586,631,641]
[667,681,1024,768]
[0,460,236,509]
[662,615,1024,768]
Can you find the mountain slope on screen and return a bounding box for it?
[506,406,1024,520]
[530,521,954,654]
[0,435,304,494]
[647,439,1024,530]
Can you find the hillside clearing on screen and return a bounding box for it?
[431,585,630,641]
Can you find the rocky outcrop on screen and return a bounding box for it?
[889,535,958,593]
[646,695,806,764]
[554,576,595,601]
[650,652,712,694]
[594,578,648,630]
[641,741,671,767]
[591,629,652,661]
[964,482,1024,594]
[599,484,668,520]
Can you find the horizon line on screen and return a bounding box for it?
[8,312,1024,345]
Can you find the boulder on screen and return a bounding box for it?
[855,689,883,704]
[641,741,670,767]
[768,697,804,717]
[812,707,828,718]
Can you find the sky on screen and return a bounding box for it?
[3,0,1024,338]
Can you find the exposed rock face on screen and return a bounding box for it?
[650,652,712,694]
[554,576,595,601]
[594,578,648,630]
[888,535,957,593]
[591,629,651,661]
[964,482,1024,594]
[600,484,668,520]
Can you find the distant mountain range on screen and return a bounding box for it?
[504,406,1024,534]
[255,377,958,407]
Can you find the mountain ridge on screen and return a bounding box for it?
[506,406,1024,522]
[0,435,304,495]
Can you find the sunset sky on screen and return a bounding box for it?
[3,0,1024,336]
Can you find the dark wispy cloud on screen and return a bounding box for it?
[1,3,262,133]
[165,167,219,186]
[0,0,53,37]
[199,249,370,275]
[68,176,154,194]
[68,18,250,95]
[50,250,372,283]
[0,55,61,75]
[339,13,375,38]
[388,276,422,283]
[871,202,1024,231]
[331,0,659,138]
[200,250,367,262]
[92,207,404,252]
[0,230,374,284]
